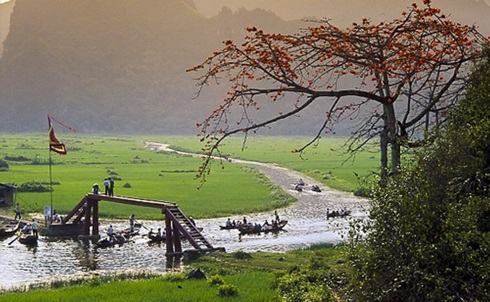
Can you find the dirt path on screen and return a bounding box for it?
[145,142,369,252]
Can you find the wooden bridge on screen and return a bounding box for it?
[51,194,221,256]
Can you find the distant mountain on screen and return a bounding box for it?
[195,0,490,34]
[0,0,304,133]
[0,0,487,135]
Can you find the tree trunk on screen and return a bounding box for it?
[379,126,389,186]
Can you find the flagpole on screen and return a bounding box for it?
[49,137,53,223]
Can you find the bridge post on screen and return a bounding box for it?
[165,209,174,256]
[92,200,99,236]
[84,199,92,235]
[172,221,182,255]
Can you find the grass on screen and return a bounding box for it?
[0,245,348,302]
[163,136,380,192]
[0,134,294,219]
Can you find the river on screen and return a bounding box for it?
[0,142,368,290]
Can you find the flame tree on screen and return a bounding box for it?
[189,1,487,182]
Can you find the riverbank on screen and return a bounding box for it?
[0,245,348,301]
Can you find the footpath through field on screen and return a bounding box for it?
[145,142,369,252]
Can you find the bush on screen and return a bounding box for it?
[231,251,252,260]
[4,155,30,162]
[0,159,9,171]
[122,183,131,188]
[348,49,490,302]
[17,182,52,192]
[163,272,186,282]
[207,274,225,286]
[353,187,371,197]
[217,284,239,297]
[277,272,335,302]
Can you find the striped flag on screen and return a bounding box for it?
[48,115,67,155]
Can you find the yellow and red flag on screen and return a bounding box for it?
[48,115,67,155]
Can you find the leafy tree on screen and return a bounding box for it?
[348,47,490,302]
[190,1,487,182]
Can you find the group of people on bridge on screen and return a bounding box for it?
[92,177,116,196]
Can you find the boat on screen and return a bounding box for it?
[219,225,239,230]
[95,234,127,248]
[121,223,142,238]
[147,233,166,243]
[18,233,38,246]
[326,210,351,219]
[0,223,20,239]
[239,220,288,235]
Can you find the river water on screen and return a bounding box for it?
[0,143,368,290]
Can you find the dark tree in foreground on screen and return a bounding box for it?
[348,47,490,302]
[189,1,486,182]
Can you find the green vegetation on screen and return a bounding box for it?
[0,245,347,302]
[167,136,379,192]
[0,159,9,171]
[0,135,294,219]
[348,49,490,301]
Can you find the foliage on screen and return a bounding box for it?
[232,251,252,260]
[4,155,30,162]
[190,0,487,181]
[217,283,239,297]
[17,182,52,193]
[0,159,9,171]
[348,47,490,302]
[207,274,225,286]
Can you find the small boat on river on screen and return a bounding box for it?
[239,220,288,235]
[219,225,239,230]
[147,233,166,244]
[0,223,20,239]
[18,233,38,246]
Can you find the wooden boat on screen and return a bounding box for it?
[147,233,166,243]
[326,210,351,219]
[0,223,20,239]
[121,223,142,238]
[18,233,38,246]
[239,220,288,235]
[96,234,127,248]
[219,225,238,230]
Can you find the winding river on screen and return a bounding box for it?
[0,142,368,289]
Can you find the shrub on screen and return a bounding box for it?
[232,251,252,260]
[0,159,9,171]
[17,182,52,192]
[4,155,30,162]
[207,274,225,286]
[122,183,131,188]
[353,187,371,197]
[217,284,239,297]
[163,272,186,282]
[277,272,335,302]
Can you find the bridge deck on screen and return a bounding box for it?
[86,194,176,209]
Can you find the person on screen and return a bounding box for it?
[103,178,110,195]
[226,218,232,227]
[109,177,115,196]
[263,220,270,227]
[92,183,100,194]
[272,219,278,229]
[31,219,39,237]
[14,203,21,220]
[242,217,247,225]
[52,210,60,223]
[298,178,305,186]
[157,228,163,239]
[274,210,280,222]
[107,225,115,241]
[148,228,155,236]
[129,214,136,232]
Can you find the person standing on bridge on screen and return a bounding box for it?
[109,177,115,196]
[103,178,110,195]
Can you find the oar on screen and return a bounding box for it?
[8,235,20,245]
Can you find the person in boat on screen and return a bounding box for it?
[263,220,270,227]
[31,219,39,237]
[92,183,100,195]
[226,218,232,227]
[255,223,261,232]
[274,210,280,222]
[52,210,60,223]
[103,178,110,195]
[298,178,305,186]
[242,217,247,225]
[107,225,115,242]
[148,228,154,237]
[157,228,163,239]
[129,214,136,232]
[232,220,236,227]
[272,219,278,229]
[14,203,21,220]
[109,177,115,196]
